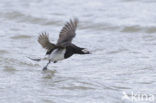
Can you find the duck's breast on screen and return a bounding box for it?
[49,48,66,62]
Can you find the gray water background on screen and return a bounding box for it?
[0,0,156,103]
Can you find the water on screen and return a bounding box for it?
[0,0,156,103]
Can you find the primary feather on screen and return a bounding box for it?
[38,32,55,50]
[57,18,79,46]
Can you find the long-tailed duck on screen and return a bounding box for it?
[38,18,90,70]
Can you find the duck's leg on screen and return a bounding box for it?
[43,60,51,71]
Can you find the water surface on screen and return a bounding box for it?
[0,0,156,103]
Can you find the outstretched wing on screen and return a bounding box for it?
[57,18,79,46]
[38,32,55,50]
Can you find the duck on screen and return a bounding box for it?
[38,18,90,70]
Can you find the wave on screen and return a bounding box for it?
[0,11,61,26]
[121,25,156,33]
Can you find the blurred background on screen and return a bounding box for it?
[0,0,156,103]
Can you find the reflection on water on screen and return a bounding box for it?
[0,0,156,103]
[42,70,56,79]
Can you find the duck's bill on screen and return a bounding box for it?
[82,49,91,54]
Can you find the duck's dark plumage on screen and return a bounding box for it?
[38,18,90,70]
[64,44,86,59]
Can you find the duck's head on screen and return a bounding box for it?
[81,48,91,54]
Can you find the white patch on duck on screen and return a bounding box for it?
[49,48,66,62]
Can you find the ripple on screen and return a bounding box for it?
[107,49,128,54]
[2,11,24,20]
[11,35,32,39]
[1,11,61,26]
[61,86,94,90]
[138,81,154,84]
[142,35,156,41]
[112,86,131,90]
[121,26,156,34]
[42,99,55,103]
[0,50,8,55]
[121,25,142,33]
[146,27,156,33]
[1,57,40,68]
[79,22,119,32]
[3,66,17,73]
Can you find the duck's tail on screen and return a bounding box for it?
[27,56,48,62]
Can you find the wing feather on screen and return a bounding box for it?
[38,32,55,50]
[57,18,79,46]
